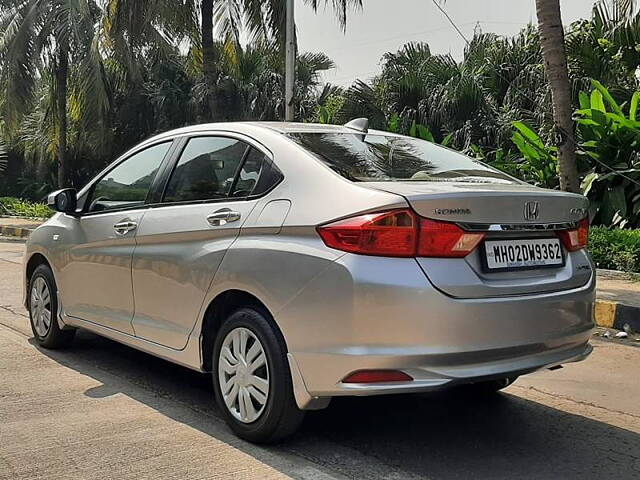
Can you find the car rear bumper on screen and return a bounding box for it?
[278,254,595,405]
[290,338,592,402]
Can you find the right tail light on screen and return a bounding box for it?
[556,217,589,252]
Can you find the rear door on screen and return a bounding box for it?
[131,135,280,349]
[59,141,174,333]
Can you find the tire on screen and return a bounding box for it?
[28,264,76,349]
[212,307,304,443]
[464,376,518,394]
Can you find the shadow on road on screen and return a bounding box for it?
[31,330,640,480]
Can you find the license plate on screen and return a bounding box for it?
[483,238,564,272]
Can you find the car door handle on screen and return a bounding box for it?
[113,220,137,235]
[207,209,241,226]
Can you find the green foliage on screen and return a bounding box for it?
[588,226,640,272]
[3,0,640,235]
[315,93,344,124]
[340,27,547,151]
[575,80,640,227]
[408,121,434,142]
[510,121,559,188]
[0,197,53,218]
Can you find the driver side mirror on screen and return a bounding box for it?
[47,188,78,215]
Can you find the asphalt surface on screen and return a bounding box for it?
[1,240,639,480]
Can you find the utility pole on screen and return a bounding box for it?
[285,0,295,121]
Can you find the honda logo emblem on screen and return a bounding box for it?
[524,201,540,221]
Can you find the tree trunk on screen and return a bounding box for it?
[535,0,579,193]
[201,0,218,121]
[55,45,69,188]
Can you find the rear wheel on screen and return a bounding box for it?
[28,264,75,349]
[212,307,304,443]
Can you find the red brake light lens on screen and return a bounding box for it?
[316,209,417,257]
[317,209,485,258]
[418,218,485,258]
[557,217,589,252]
[343,370,413,383]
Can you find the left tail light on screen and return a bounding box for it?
[556,217,589,252]
[316,209,485,258]
[316,209,417,257]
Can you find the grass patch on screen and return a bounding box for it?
[0,197,53,218]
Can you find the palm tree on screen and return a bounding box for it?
[339,29,548,152]
[194,40,336,120]
[199,0,362,121]
[565,0,640,100]
[0,0,112,188]
[535,0,579,192]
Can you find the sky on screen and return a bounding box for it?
[296,0,596,86]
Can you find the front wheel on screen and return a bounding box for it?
[28,264,76,349]
[212,307,304,443]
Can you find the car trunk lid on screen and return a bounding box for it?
[359,181,593,298]
[359,181,588,224]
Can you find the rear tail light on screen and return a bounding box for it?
[317,209,485,258]
[342,370,413,383]
[556,217,589,252]
[316,209,417,257]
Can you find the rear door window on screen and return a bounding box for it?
[230,147,283,198]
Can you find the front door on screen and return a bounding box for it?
[59,141,173,333]
[131,136,273,349]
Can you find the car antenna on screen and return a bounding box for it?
[344,118,368,142]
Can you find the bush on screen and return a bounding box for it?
[588,226,640,273]
[0,197,53,218]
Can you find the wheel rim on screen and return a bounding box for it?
[218,327,270,423]
[30,277,52,337]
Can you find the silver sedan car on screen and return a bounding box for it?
[23,119,595,442]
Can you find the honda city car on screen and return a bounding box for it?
[23,119,595,442]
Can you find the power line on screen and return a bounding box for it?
[430,0,640,190]
[431,0,470,45]
[320,22,476,52]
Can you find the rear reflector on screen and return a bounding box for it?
[556,217,589,252]
[342,370,413,383]
[317,209,485,258]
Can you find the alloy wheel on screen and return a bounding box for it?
[218,327,270,423]
[30,277,52,337]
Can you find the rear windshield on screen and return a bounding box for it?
[287,132,516,184]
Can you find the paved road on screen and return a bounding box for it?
[1,241,639,480]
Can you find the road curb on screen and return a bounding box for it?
[594,299,640,332]
[0,225,33,238]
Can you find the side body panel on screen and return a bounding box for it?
[130,200,258,349]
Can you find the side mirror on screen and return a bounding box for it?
[47,188,78,215]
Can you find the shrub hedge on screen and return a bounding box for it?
[0,197,53,218]
[588,226,640,273]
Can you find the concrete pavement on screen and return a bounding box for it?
[1,240,640,479]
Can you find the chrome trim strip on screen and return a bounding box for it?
[458,222,578,232]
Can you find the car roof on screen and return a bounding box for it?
[246,121,368,134]
[143,121,399,142]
